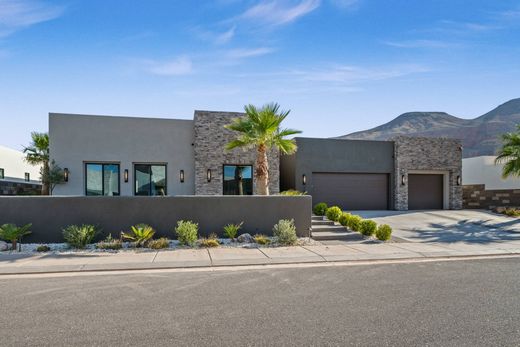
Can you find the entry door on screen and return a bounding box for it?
[408,174,444,210]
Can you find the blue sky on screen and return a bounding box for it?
[1,0,520,150]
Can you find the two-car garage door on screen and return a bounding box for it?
[312,173,389,210]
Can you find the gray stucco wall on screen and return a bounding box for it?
[0,196,311,243]
[193,111,280,195]
[49,113,195,196]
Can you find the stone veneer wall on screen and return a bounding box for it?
[463,184,520,210]
[193,111,279,195]
[393,136,463,210]
[0,181,41,195]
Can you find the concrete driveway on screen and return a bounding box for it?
[355,210,520,244]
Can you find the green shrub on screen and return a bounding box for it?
[376,224,392,241]
[148,237,170,249]
[338,213,352,227]
[199,233,219,248]
[273,219,298,246]
[504,208,520,217]
[63,224,98,249]
[280,190,307,196]
[254,234,271,245]
[313,202,328,216]
[36,245,51,252]
[360,220,377,236]
[223,222,243,239]
[175,220,198,246]
[326,206,342,222]
[348,215,362,232]
[96,234,123,250]
[0,223,32,251]
[122,224,155,247]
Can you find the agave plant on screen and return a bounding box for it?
[0,223,32,251]
[122,224,155,247]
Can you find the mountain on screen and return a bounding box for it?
[339,98,520,158]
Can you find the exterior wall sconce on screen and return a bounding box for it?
[124,169,129,183]
[63,168,69,182]
[401,174,407,186]
[207,169,212,182]
[180,170,185,183]
[457,175,461,186]
[302,174,306,185]
[24,173,30,182]
[0,168,4,179]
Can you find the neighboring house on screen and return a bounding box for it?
[0,145,42,195]
[462,156,520,190]
[49,112,462,211]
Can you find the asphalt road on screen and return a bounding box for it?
[1,258,519,346]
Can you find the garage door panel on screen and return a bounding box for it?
[312,173,389,210]
[408,174,443,210]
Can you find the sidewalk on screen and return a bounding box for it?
[2,241,520,275]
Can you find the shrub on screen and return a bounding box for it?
[313,202,328,216]
[121,224,155,247]
[326,206,342,222]
[280,190,307,196]
[504,208,520,217]
[199,233,219,248]
[223,222,243,239]
[0,223,32,251]
[63,224,98,249]
[254,234,271,245]
[360,220,377,237]
[348,215,362,232]
[273,219,298,246]
[376,224,392,241]
[36,245,51,252]
[96,234,123,250]
[338,213,352,227]
[175,220,198,246]
[148,237,170,249]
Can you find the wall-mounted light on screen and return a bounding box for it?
[401,174,407,186]
[180,170,185,183]
[24,172,30,182]
[0,168,4,179]
[63,168,69,182]
[124,169,129,183]
[457,175,461,186]
[207,169,212,182]
[302,174,306,185]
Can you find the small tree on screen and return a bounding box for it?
[0,224,32,251]
[45,160,64,195]
[24,132,50,195]
[496,125,520,178]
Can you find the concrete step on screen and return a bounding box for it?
[311,231,365,241]
[310,225,347,233]
[311,215,324,221]
[311,220,335,226]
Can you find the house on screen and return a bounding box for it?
[49,112,462,210]
[0,145,42,195]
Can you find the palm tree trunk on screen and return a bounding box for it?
[41,160,50,195]
[256,144,269,195]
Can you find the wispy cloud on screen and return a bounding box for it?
[144,56,193,76]
[383,39,457,49]
[192,25,236,45]
[239,0,321,26]
[224,47,274,59]
[0,0,64,38]
[329,0,360,10]
[215,25,236,44]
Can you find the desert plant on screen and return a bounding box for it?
[121,224,155,247]
[23,132,50,195]
[273,219,298,245]
[280,190,306,196]
[348,215,362,232]
[148,237,170,249]
[175,220,198,246]
[36,245,51,252]
[254,234,271,245]
[503,208,520,217]
[96,234,123,250]
[326,206,342,222]
[376,224,392,241]
[223,222,243,239]
[338,212,352,227]
[199,233,220,248]
[360,220,377,237]
[0,223,32,251]
[313,202,328,216]
[62,224,98,249]
[496,125,520,178]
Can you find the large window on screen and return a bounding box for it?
[134,164,167,196]
[85,163,120,196]
[223,165,253,195]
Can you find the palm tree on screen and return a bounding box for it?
[496,125,520,178]
[23,132,50,195]
[225,103,301,195]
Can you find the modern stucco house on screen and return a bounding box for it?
[49,111,462,210]
[0,145,42,195]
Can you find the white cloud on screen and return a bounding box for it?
[329,0,360,9]
[225,47,274,59]
[383,39,456,49]
[145,56,193,76]
[214,25,236,44]
[239,0,321,26]
[0,0,64,38]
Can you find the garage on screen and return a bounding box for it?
[312,172,389,210]
[408,174,444,210]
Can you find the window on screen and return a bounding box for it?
[85,163,120,196]
[0,168,4,179]
[223,165,253,195]
[24,173,30,182]
[134,164,167,196]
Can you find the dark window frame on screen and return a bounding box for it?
[84,163,121,196]
[133,163,168,196]
[222,164,254,195]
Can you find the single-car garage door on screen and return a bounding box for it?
[408,174,444,210]
[312,173,389,210]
